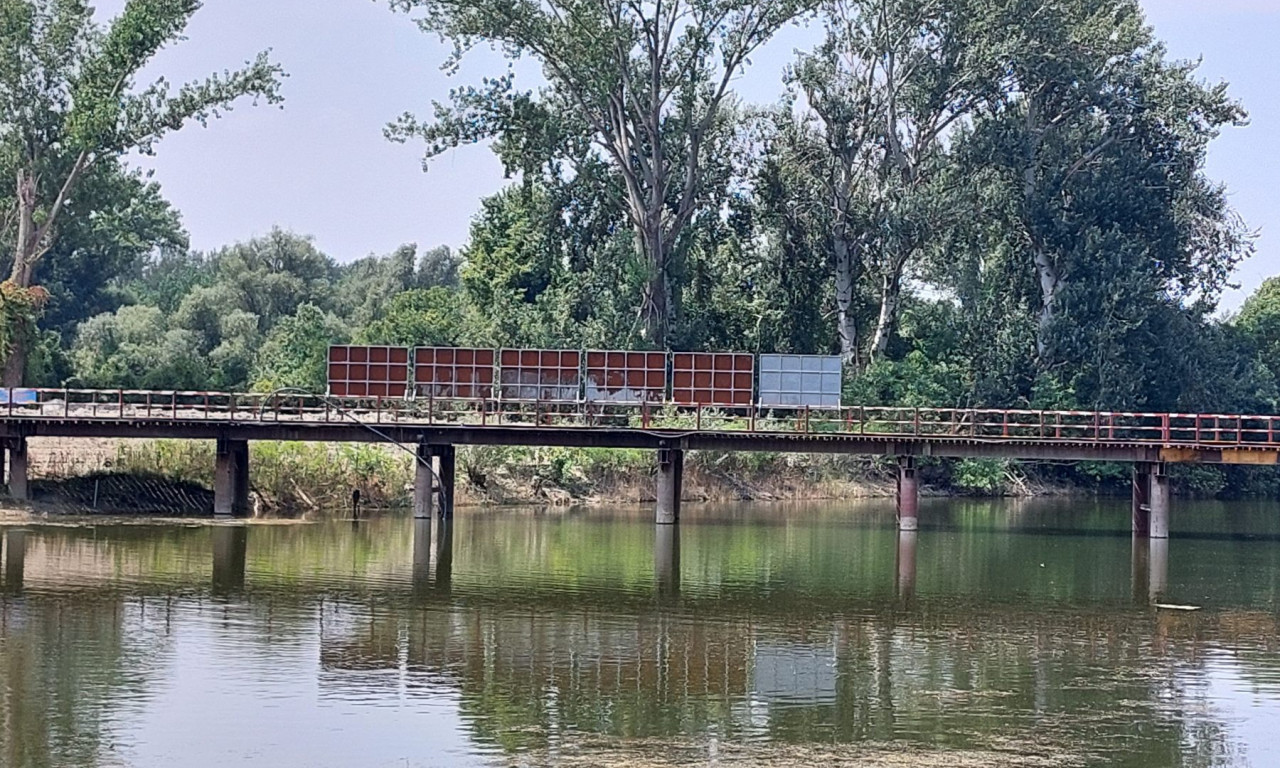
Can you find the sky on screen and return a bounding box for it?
[97,0,1278,311]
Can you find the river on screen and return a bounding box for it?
[2,499,1280,767]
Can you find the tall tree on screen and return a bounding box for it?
[785,0,997,365]
[388,0,810,347]
[0,0,283,385]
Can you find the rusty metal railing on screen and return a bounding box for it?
[2,388,1279,447]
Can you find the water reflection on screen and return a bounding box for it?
[2,501,1280,768]
[3,527,24,591]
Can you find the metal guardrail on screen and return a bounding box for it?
[2,388,1279,447]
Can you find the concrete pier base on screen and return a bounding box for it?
[414,443,434,520]
[655,448,684,525]
[6,438,28,501]
[896,457,919,531]
[1132,464,1152,537]
[1149,464,1170,540]
[896,530,918,600]
[212,525,248,594]
[436,444,456,520]
[655,524,680,597]
[1148,538,1169,601]
[213,439,250,517]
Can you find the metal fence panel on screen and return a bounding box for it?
[328,346,411,398]
[584,350,668,403]
[758,354,842,407]
[414,347,496,399]
[671,352,754,406]
[498,349,582,402]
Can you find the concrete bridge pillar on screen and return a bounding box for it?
[656,448,684,525]
[436,444,456,520]
[213,439,250,518]
[1149,464,1171,540]
[1132,463,1152,537]
[211,525,248,594]
[6,437,29,501]
[414,443,434,520]
[896,457,919,531]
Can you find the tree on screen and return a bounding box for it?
[389,0,811,347]
[251,303,347,393]
[1238,277,1280,390]
[970,0,1251,367]
[783,0,1000,365]
[0,0,283,384]
[70,304,209,389]
[358,287,462,347]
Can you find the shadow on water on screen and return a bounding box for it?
[2,499,1279,768]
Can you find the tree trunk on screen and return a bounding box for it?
[834,235,860,366]
[869,267,903,364]
[1033,245,1061,363]
[637,222,670,348]
[4,171,40,387]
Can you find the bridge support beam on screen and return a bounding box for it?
[656,448,684,525]
[414,443,434,519]
[213,439,250,518]
[1133,462,1170,539]
[6,437,28,501]
[436,444,456,520]
[896,529,918,600]
[896,457,919,531]
[1149,463,1170,540]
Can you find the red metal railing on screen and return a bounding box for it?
[2,388,1279,447]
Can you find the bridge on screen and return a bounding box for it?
[0,388,1278,537]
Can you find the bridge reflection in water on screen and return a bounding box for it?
[3,504,1280,767]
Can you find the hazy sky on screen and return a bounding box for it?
[99,0,1277,310]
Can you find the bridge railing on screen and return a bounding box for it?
[3,389,1279,447]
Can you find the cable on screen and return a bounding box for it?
[257,388,451,514]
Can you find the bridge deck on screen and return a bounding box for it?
[0,389,1276,464]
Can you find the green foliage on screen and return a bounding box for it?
[70,304,210,389]
[1238,277,1280,392]
[251,303,347,393]
[358,287,462,347]
[952,459,1010,495]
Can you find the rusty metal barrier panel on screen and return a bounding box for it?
[584,350,668,404]
[671,352,754,407]
[328,346,410,398]
[498,349,582,402]
[413,347,496,399]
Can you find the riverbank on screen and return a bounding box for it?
[0,437,1105,516]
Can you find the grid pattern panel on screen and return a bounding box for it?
[671,352,754,406]
[498,349,582,402]
[584,350,668,404]
[328,346,411,398]
[758,355,843,407]
[414,347,496,399]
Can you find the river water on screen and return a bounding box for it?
[2,499,1280,767]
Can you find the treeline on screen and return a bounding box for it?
[4,0,1280,496]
